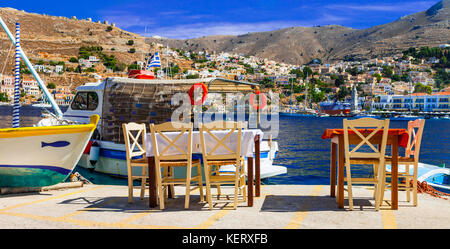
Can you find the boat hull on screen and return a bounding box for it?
[0,115,99,187]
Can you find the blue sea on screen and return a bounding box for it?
[0,106,449,185]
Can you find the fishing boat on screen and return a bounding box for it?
[319,101,351,116]
[0,17,99,187]
[57,76,286,180]
[386,163,450,193]
[0,115,99,187]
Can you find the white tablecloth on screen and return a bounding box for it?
[145,129,263,158]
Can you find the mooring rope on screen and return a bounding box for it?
[414,180,450,200]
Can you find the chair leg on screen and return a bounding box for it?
[197,164,204,203]
[405,165,411,202]
[155,164,165,210]
[204,162,213,210]
[215,166,221,199]
[376,163,386,211]
[185,164,192,209]
[234,176,239,210]
[140,166,147,200]
[345,163,353,211]
[128,166,133,204]
[413,163,418,206]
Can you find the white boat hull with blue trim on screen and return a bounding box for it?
[0,115,99,187]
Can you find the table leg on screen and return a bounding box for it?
[330,142,337,197]
[255,135,261,197]
[338,135,345,209]
[391,135,399,210]
[247,156,254,207]
[148,156,157,208]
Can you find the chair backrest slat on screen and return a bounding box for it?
[150,122,193,162]
[199,121,243,162]
[343,118,390,160]
[405,119,425,160]
[122,123,147,161]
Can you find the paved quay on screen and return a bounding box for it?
[0,184,449,229]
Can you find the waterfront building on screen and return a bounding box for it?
[373,92,450,112]
[22,79,41,97]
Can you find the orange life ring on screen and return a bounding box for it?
[188,83,208,105]
[249,90,267,110]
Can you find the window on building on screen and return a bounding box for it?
[71,92,98,111]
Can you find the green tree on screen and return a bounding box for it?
[128,63,140,70]
[69,57,78,63]
[373,73,382,83]
[0,92,8,102]
[334,75,345,87]
[290,68,304,79]
[381,65,393,78]
[302,66,313,79]
[414,83,432,94]
[126,40,134,46]
[47,83,56,89]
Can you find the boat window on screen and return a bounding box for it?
[71,92,98,111]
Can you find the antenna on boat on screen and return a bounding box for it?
[0,16,63,117]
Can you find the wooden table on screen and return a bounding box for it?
[322,129,408,210]
[147,133,261,208]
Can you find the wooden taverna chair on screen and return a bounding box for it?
[122,122,149,204]
[343,118,390,211]
[150,122,204,210]
[382,119,425,206]
[199,121,246,210]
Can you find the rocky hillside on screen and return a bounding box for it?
[148,0,450,65]
[0,7,152,75]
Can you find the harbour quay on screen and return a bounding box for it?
[0,184,449,229]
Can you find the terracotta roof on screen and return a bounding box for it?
[432,92,450,96]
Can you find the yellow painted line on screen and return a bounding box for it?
[0,210,184,229]
[195,203,232,229]
[0,186,104,212]
[285,185,323,229]
[381,209,397,229]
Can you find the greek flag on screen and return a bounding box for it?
[146,52,161,69]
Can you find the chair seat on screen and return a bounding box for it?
[131,157,148,164]
[159,158,201,167]
[207,157,244,166]
[384,156,415,162]
[347,158,381,164]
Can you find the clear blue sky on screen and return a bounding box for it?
[1,0,439,39]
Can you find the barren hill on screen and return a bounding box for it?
[0,7,152,75]
[148,0,450,65]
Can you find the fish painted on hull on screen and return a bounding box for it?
[41,141,71,148]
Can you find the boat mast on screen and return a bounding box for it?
[304,72,308,110]
[290,76,293,109]
[408,71,412,115]
[0,17,63,117]
[13,22,20,128]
